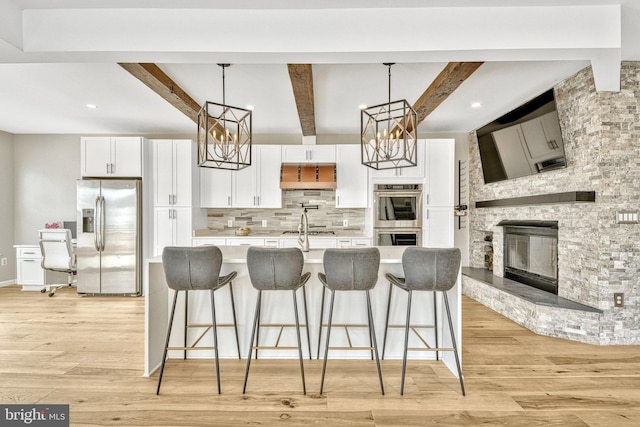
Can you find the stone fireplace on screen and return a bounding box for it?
[462,63,640,346]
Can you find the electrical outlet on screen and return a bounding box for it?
[227,219,233,228]
[262,219,267,228]
[614,293,624,307]
[343,219,349,228]
[0,258,7,266]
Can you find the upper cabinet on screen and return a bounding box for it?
[233,145,282,208]
[152,139,193,207]
[370,142,425,179]
[201,145,282,208]
[81,136,142,177]
[200,167,233,208]
[335,145,368,208]
[281,145,335,163]
[424,139,455,207]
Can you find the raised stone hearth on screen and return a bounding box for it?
[462,267,602,344]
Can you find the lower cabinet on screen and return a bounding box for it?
[16,246,45,290]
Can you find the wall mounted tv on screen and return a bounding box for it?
[475,89,566,184]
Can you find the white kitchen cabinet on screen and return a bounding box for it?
[151,139,205,257]
[152,139,193,207]
[370,142,425,179]
[281,145,335,163]
[424,207,454,248]
[15,246,44,290]
[153,207,193,256]
[200,167,233,208]
[520,111,564,162]
[192,238,226,247]
[425,139,455,207]
[81,136,142,177]
[225,238,265,246]
[492,126,535,179]
[335,145,368,208]
[233,145,282,208]
[337,238,371,247]
[201,146,281,208]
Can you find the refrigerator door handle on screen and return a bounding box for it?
[100,195,106,251]
[94,196,101,251]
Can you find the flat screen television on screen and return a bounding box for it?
[476,89,566,184]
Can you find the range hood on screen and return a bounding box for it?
[280,163,337,190]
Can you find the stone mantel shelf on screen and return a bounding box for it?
[475,191,596,209]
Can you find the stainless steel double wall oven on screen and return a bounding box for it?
[373,184,422,246]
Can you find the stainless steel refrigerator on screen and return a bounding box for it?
[76,179,142,295]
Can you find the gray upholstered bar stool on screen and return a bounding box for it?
[157,246,240,395]
[382,247,465,396]
[243,246,311,395]
[318,247,384,395]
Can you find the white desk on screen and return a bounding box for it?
[144,246,462,379]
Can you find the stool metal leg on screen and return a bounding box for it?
[229,282,241,359]
[443,292,466,396]
[255,297,261,360]
[210,289,221,394]
[433,291,439,361]
[316,286,326,360]
[157,290,179,395]
[366,290,385,395]
[243,290,262,394]
[400,289,412,395]
[183,290,188,360]
[319,289,336,394]
[382,282,393,360]
[292,289,307,394]
[302,285,312,360]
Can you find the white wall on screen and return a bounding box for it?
[13,135,81,245]
[0,131,15,284]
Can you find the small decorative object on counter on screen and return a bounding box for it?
[235,227,251,236]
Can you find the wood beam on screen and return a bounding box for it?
[411,62,484,130]
[287,64,316,136]
[118,63,201,123]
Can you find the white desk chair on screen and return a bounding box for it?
[38,229,77,297]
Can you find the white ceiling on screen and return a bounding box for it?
[0,0,638,136]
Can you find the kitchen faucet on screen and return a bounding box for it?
[298,208,310,252]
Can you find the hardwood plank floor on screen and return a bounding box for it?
[0,284,638,426]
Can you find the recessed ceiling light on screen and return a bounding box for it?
[246,105,254,110]
[86,104,98,109]
[358,104,367,110]
[471,102,482,109]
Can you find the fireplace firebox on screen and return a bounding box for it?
[498,220,559,295]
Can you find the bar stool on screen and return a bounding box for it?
[382,247,465,396]
[157,246,240,395]
[243,247,311,394]
[318,247,384,395]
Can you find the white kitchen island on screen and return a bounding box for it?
[144,246,462,380]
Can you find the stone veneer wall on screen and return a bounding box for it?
[206,189,366,233]
[467,63,640,345]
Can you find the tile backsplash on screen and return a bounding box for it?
[205,189,365,232]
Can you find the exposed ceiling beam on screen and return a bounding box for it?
[287,64,316,136]
[118,63,201,123]
[410,62,484,130]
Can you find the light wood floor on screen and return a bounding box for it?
[1,285,639,426]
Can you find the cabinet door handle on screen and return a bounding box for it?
[426,209,429,220]
[228,196,231,206]
[111,163,115,174]
[257,196,260,206]
[168,209,172,219]
[24,252,35,255]
[426,194,429,205]
[169,195,172,205]
[106,163,111,174]
[23,259,36,262]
